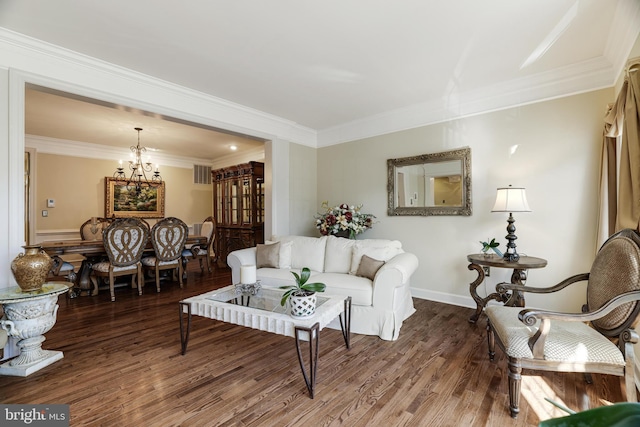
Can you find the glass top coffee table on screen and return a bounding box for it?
[179,285,351,398]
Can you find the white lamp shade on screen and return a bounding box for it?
[491,186,531,212]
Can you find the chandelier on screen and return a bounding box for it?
[113,127,162,194]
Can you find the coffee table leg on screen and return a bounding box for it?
[294,322,320,399]
[179,302,192,355]
[339,296,352,349]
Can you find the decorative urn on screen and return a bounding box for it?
[10,245,53,292]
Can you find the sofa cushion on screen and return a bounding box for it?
[313,272,373,306]
[273,235,327,272]
[256,268,297,288]
[324,235,355,273]
[355,254,385,280]
[256,242,280,268]
[349,240,403,275]
[257,269,372,306]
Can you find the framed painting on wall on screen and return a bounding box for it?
[105,177,165,218]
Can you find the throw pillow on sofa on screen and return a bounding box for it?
[264,240,293,268]
[355,254,385,280]
[324,235,355,273]
[349,240,402,275]
[272,235,327,272]
[256,242,280,268]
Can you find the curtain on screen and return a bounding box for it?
[597,61,640,248]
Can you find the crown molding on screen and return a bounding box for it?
[211,147,265,169]
[0,28,317,147]
[317,55,616,147]
[25,134,212,169]
[318,2,640,147]
[3,0,639,151]
[604,0,640,77]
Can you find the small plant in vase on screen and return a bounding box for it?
[280,267,326,317]
[480,238,503,257]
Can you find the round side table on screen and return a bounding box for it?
[467,254,547,323]
[0,282,69,376]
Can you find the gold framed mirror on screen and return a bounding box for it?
[387,147,471,216]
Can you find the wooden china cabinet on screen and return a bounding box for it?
[212,161,265,267]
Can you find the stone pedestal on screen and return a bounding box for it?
[0,282,69,376]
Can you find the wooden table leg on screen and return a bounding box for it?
[74,258,93,296]
[294,322,320,399]
[504,269,528,307]
[467,263,509,323]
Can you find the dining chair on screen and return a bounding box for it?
[79,217,113,240]
[142,217,189,292]
[89,218,150,301]
[48,255,76,284]
[47,254,78,300]
[182,216,215,273]
[486,228,640,418]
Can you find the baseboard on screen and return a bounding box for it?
[410,287,476,309]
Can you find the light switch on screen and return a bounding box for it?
[42,210,48,217]
[47,199,55,208]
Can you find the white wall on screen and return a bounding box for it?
[288,143,318,236]
[318,88,613,312]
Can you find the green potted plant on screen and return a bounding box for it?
[539,402,640,427]
[480,238,502,257]
[280,267,326,317]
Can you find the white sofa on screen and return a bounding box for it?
[227,235,419,341]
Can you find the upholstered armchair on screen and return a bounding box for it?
[90,218,150,301]
[142,217,188,292]
[486,228,640,418]
[182,216,215,273]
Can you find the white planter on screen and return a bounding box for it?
[290,292,317,318]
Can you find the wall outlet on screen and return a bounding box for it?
[42,210,48,217]
[483,266,490,277]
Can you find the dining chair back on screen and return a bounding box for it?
[90,217,150,301]
[80,217,113,240]
[182,216,215,273]
[142,217,189,292]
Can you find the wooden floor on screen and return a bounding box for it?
[0,263,626,426]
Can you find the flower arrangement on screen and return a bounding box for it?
[315,202,376,239]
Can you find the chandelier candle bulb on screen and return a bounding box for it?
[240,265,257,284]
[113,127,163,194]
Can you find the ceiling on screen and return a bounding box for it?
[24,85,265,163]
[1,1,639,157]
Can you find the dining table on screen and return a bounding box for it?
[40,235,207,297]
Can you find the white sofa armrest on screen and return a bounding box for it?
[372,252,419,308]
[227,247,257,285]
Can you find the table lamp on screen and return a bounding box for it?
[491,185,531,262]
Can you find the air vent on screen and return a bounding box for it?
[192,223,203,236]
[193,165,212,185]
